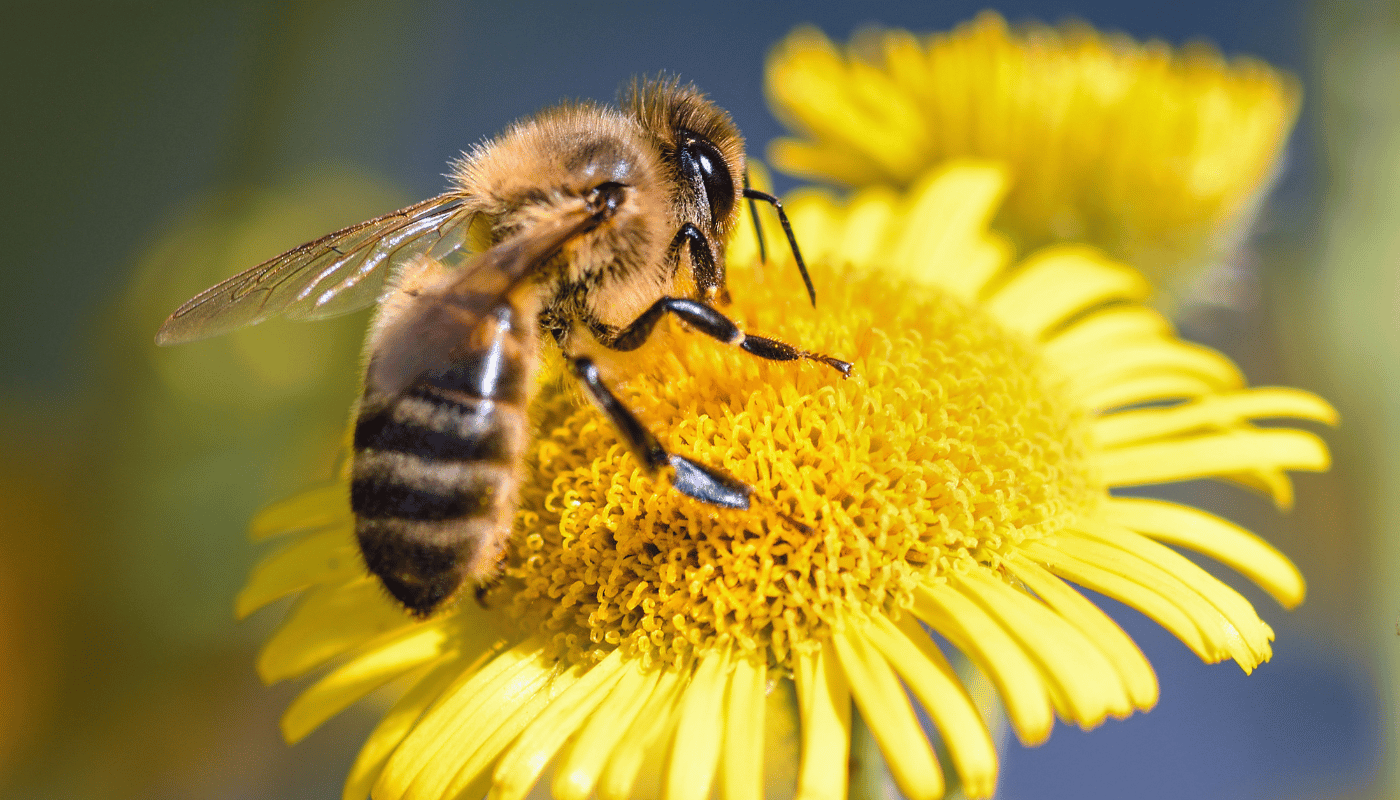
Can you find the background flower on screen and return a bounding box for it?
[766,13,1300,291]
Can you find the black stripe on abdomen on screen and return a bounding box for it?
[354,393,512,464]
[355,519,463,616]
[350,473,497,521]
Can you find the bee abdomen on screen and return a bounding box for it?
[352,364,532,614]
[351,456,518,615]
[351,397,527,614]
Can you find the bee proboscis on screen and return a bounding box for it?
[158,78,850,616]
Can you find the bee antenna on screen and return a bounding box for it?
[743,188,816,307]
[743,171,768,266]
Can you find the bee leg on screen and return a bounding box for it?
[569,356,751,509]
[668,223,729,305]
[590,298,852,377]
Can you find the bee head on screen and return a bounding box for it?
[623,77,747,239]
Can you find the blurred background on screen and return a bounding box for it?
[0,1,1390,798]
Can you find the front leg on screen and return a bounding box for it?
[667,223,728,304]
[590,297,852,377]
[570,357,751,509]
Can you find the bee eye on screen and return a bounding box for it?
[678,134,735,223]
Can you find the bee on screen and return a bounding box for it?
[157,78,850,617]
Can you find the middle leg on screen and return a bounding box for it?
[668,222,728,305]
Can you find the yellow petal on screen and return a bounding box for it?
[1104,497,1305,607]
[250,484,347,541]
[257,578,416,683]
[1074,518,1275,664]
[794,644,851,800]
[830,625,944,800]
[766,15,1301,279]
[375,639,548,800]
[766,57,900,182]
[492,648,629,800]
[1025,539,1214,660]
[1092,388,1338,448]
[912,582,1053,745]
[766,29,929,181]
[865,614,998,799]
[412,665,574,800]
[597,664,686,800]
[887,163,1010,297]
[720,655,767,800]
[1219,468,1297,510]
[665,646,732,800]
[1040,306,1172,368]
[985,246,1150,339]
[1028,537,1251,666]
[1054,528,1258,665]
[1097,428,1330,487]
[235,526,359,618]
[837,185,901,267]
[762,679,802,800]
[769,138,886,187]
[1069,340,1244,398]
[844,60,932,173]
[1082,373,1217,413]
[552,659,660,800]
[953,570,1133,726]
[879,29,933,100]
[1005,556,1158,709]
[281,623,452,744]
[342,648,497,800]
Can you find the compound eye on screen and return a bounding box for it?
[678,134,735,223]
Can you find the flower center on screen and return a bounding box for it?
[504,261,1095,671]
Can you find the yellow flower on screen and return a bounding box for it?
[239,163,1333,800]
[766,13,1301,282]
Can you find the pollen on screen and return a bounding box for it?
[507,258,1095,671]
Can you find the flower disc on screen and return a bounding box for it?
[508,259,1096,670]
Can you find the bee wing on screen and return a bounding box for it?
[367,202,601,398]
[156,193,475,345]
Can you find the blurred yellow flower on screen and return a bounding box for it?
[239,161,1333,800]
[766,13,1301,282]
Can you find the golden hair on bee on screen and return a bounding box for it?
[157,78,848,616]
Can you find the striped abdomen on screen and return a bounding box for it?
[351,303,534,616]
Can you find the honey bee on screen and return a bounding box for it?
[158,79,850,616]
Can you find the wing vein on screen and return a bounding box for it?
[156,194,474,344]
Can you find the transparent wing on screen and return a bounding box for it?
[156,193,476,345]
